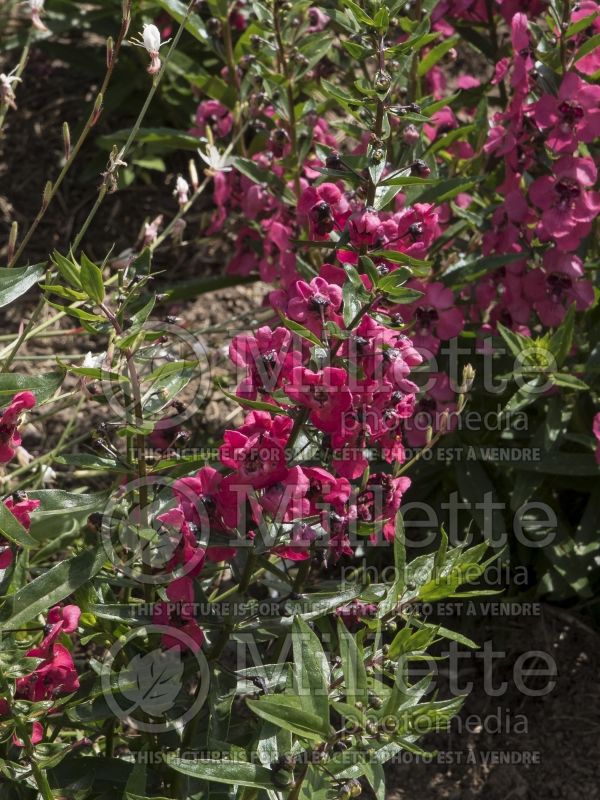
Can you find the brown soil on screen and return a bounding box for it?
[386,605,600,799]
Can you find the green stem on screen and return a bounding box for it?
[0,33,32,135]
[0,673,53,800]
[8,2,133,267]
[273,2,301,198]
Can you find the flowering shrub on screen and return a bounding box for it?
[0,0,598,798]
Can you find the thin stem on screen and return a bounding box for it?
[8,2,133,267]
[273,2,301,198]
[70,0,196,255]
[1,297,45,372]
[0,33,33,134]
[0,673,53,800]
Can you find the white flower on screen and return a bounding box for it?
[0,70,21,110]
[131,23,170,75]
[142,24,162,55]
[83,350,107,370]
[174,175,190,206]
[198,143,234,173]
[26,0,48,31]
[39,464,57,485]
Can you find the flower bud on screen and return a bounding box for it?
[410,159,431,177]
[403,123,419,144]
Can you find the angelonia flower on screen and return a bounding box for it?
[0,391,36,464]
[0,602,80,747]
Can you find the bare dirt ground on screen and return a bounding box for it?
[386,606,600,799]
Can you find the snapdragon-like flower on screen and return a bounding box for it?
[0,391,36,463]
[132,23,169,75]
[531,73,600,154]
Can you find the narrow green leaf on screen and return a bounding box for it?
[0,548,106,630]
[0,264,45,308]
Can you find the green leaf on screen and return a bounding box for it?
[25,490,108,518]
[292,616,330,722]
[379,511,406,617]
[51,250,81,290]
[343,278,362,327]
[337,619,368,705]
[417,35,460,75]
[0,264,45,308]
[80,254,105,304]
[369,249,431,271]
[410,177,477,204]
[378,267,411,292]
[550,373,589,390]
[0,372,64,407]
[218,381,290,416]
[441,252,525,285]
[496,322,530,358]
[246,695,328,741]
[0,502,37,548]
[277,313,323,347]
[167,757,273,789]
[342,0,375,25]
[575,32,600,62]
[547,304,575,367]
[0,548,106,630]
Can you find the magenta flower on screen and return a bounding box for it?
[192,99,233,138]
[400,281,465,355]
[529,156,600,250]
[307,6,329,31]
[260,466,310,522]
[357,473,412,541]
[566,0,600,75]
[404,373,457,448]
[220,429,288,489]
[523,251,594,326]
[17,644,80,701]
[0,494,40,569]
[532,73,600,153]
[286,367,353,433]
[229,326,299,399]
[32,604,81,655]
[284,276,343,336]
[298,182,349,237]
[0,391,36,463]
[348,210,383,248]
[153,576,204,652]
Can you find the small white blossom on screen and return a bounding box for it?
[174,175,190,206]
[83,351,107,370]
[198,143,234,173]
[0,70,21,110]
[39,464,57,485]
[27,0,48,31]
[131,23,170,75]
